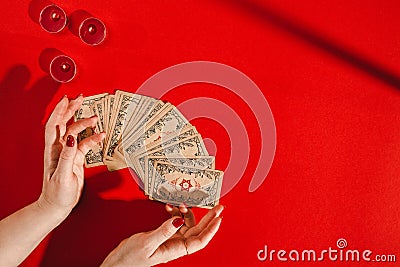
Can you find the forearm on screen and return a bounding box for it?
[0,200,67,266]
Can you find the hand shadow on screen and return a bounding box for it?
[39,169,169,267]
[0,65,61,215]
[0,65,169,266]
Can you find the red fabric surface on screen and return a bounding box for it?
[0,0,399,266]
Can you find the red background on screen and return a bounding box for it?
[1,0,399,266]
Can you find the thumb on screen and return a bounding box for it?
[147,216,184,249]
[56,135,77,180]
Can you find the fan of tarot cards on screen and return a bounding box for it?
[74,90,224,208]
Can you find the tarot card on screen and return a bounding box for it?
[126,126,199,178]
[75,93,108,167]
[117,99,163,156]
[121,101,170,155]
[128,133,209,191]
[144,155,215,195]
[93,99,105,133]
[123,105,190,157]
[150,162,223,208]
[103,91,141,163]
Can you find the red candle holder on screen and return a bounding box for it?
[69,10,106,45]
[29,0,67,33]
[39,48,76,83]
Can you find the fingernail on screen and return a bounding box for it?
[172,217,184,228]
[79,93,83,97]
[66,135,75,147]
[166,204,174,209]
[63,95,68,99]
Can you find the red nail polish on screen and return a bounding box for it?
[166,203,174,209]
[172,217,184,228]
[66,135,75,147]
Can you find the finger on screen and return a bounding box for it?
[165,203,173,212]
[72,162,84,189]
[186,216,222,254]
[73,161,84,180]
[73,150,86,190]
[56,135,77,181]
[78,132,106,155]
[46,95,68,128]
[179,203,188,213]
[165,204,181,217]
[65,116,98,138]
[74,149,86,167]
[148,239,187,266]
[146,216,184,251]
[184,204,223,237]
[45,96,68,146]
[182,209,195,228]
[61,94,83,125]
[179,204,195,228]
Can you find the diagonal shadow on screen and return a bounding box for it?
[223,0,400,89]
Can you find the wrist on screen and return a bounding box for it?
[101,250,124,267]
[101,240,132,267]
[36,195,71,224]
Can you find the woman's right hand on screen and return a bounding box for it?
[38,95,105,219]
[101,204,223,267]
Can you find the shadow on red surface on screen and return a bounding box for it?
[40,172,168,267]
[0,65,60,215]
[224,0,400,89]
[0,65,168,266]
